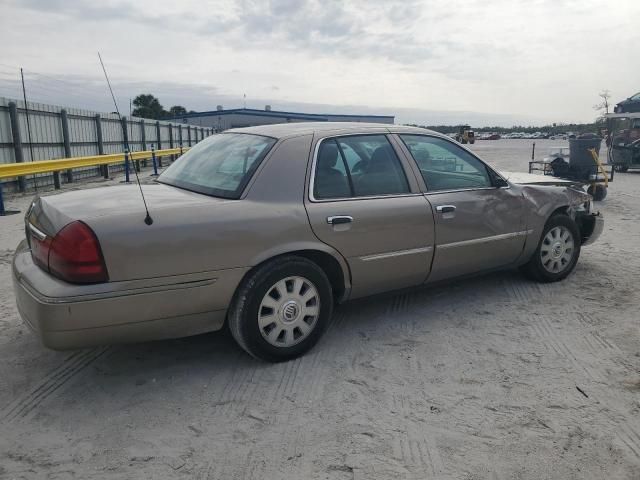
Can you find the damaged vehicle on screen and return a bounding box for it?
[13,123,603,361]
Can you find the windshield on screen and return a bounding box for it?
[158,133,277,199]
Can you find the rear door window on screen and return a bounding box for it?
[313,135,410,199]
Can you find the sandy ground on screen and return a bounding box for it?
[0,139,639,479]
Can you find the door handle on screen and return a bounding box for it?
[327,215,353,225]
[436,205,456,213]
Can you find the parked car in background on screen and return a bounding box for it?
[614,92,640,113]
[477,133,501,140]
[607,112,640,171]
[13,123,603,362]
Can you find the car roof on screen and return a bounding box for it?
[226,122,443,139]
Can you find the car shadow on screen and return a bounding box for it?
[94,268,526,373]
[2,267,557,423]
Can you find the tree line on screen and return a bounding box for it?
[131,94,195,119]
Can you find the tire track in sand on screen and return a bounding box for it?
[528,316,607,384]
[616,423,640,460]
[1,346,110,423]
[390,391,447,478]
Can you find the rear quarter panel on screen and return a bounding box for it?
[87,134,350,291]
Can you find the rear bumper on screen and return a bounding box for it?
[577,211,604,246]
[12,241,246,350]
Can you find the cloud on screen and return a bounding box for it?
[1,0,639,124]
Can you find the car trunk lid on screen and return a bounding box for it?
[26,183,223,236]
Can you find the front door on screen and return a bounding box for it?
[304,134,435,299]
[397,134,526,282]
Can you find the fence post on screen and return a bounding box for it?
[123,149,130,183]
[187,125,192,146]
[155,121,162,167]
[95,114,104,155]
[151,144,158,176]
[140,119,147,151]
[60,109,73,183]
[168,124,175,162]
[140,119,147,167]
[121,115,129,151]
[95,114,109,179]
[8,101,26,192]
[179,125,183,155]
[0,181,5,215]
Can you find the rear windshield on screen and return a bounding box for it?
[158,133,277,199]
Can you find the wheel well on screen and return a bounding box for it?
[289,250,346,301]
[243,250,347,302]
[550,205,569,218]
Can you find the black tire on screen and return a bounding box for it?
[228,256,333,362]
[520,214,581,283]
[614,164,629,173]
[587,184,607,201]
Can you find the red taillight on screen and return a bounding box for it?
[40,221,109,284]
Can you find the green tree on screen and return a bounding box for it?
[132,94,166,119]
[168,105,188,116]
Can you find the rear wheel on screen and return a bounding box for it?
[521,214,581,282]
[228,256,333,362]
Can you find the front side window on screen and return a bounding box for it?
[313,135,410,199]
[400,135,492,191]
[158,133,276,199]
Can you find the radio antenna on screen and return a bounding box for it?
[98,52,153,225]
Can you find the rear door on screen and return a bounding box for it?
[397,134,527,282]
[304,134,435,299]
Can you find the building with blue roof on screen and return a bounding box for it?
[164,105,394,131]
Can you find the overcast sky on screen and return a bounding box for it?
[0,0,638,126]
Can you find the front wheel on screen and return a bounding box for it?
[228,256,333,362]
[614,164,629,173]
[520,214,581,282]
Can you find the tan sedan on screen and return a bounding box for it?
[13,123,603,361]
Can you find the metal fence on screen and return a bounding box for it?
[0,96,214,192]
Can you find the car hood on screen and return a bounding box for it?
[500,171,582,187]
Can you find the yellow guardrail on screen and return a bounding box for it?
[0,147,187,180]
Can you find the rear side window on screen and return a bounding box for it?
[313,135,410,199]
[158,133,276,199]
